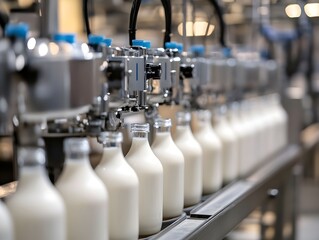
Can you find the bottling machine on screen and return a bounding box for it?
[0,0,314,239]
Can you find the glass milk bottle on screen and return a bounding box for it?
[227,102,251,177]
[258,96,274,159]
[246,99,263,168]
[252,97,266,162]
[6,147,66,240]
[174,112,202,207]
[272,94,288,150]
[213,105,239,184]
[95,132,139,240]
[55,138,108,240]
[151,118,184,219]
[239,101,257,174]
[0,201,13,240]
[263,95,278,155]
[193,110,222,194]
[125,123,163,236]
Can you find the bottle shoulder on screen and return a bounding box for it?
[55,163,106,203]
[125,143,163,175]
[96,157,138,183]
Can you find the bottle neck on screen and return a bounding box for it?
[154,126,171,133]
[154,129,172,143]
[18,165,50,190]
[176,123,192,133]
[132,131,148,139]
[65,152,88,160]
[197,118,212,129]
[103,141,122,148]
[100,144,125,165]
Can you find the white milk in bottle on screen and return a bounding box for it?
[213,105,239,184]
[246,99,263,168]
[0,200,13,240]
[264,95,278,155]
[252,97,267,162]
[227,102,251,177]
[174,112,202,207]
[95,132,139,240]
[272,94,288,150]
[125,123,163,236]
[55,138,108,240]
[192,110,222,194]
[257,96,274,159]
[6,147,66,240]
[239,100,257,175]
[253,97,270,164]
[151,118,184,219]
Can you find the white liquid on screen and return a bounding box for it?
[272,94,288,151]
[0,201,13,240]
[174,125,202,207]
[263,96,278,156]
[228,105,251,178]
[246,100,263,168]
[253,98,271,163]
[213,113,238,184]
[258,97,274,159]
[7,166,66,240]
[56,158,108,240]
[151,131,184,219]
[96,146,139,240]
[125,137,163,236]
[192,113,223,194]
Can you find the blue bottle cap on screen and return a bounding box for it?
[5,23,29,39]
[143,40,151,49]
[190,45,205,56]
[132,39,145,47]
[103,38,112,47]
[88,34,104,45]
[165,42,176,49]
[64,34,76,44]
[176,43,184,53]
[222,47,232,58]
[52,33,65,42]
[53,33,76,44]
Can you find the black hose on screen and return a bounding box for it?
[207,0,227,48]
[129,0,141,46]
[0,11,8,36]
[129,0,171,48]
[83,0,91,37]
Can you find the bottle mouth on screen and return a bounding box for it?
[153,118,172,128]
[195,110,211,121]
[176,111,191,124]
[18,147,46,166]
[64,138,90,155]
[130,123,150,133]
[98,131,123,144]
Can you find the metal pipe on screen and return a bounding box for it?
[39,0,58,38]
[182,0,187,49]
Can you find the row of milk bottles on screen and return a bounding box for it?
[0,93,287,240]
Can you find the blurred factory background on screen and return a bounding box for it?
[0,0,318,240]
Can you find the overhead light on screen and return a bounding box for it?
[177,21,214,37]
[285,4,301,18]
[38,43,49,57]
[27,38,36,50]
[304,3,319,17]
